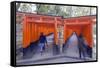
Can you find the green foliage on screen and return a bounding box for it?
[36,4,50,14]
[16,3,96,17]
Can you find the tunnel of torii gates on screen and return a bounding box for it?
[16,12,96,49]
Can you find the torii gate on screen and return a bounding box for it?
[16,12,96,49]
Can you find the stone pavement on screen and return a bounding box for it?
[16,42,93,66]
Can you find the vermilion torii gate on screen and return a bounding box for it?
[16,12,96,49]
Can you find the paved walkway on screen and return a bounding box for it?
[16,43,92,65]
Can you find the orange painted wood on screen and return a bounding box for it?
[23,17,31,48]
[21,12,95,48]
[64,21,93,48]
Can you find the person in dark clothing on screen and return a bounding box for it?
[78,34,87,60]
[38,32,48,55]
